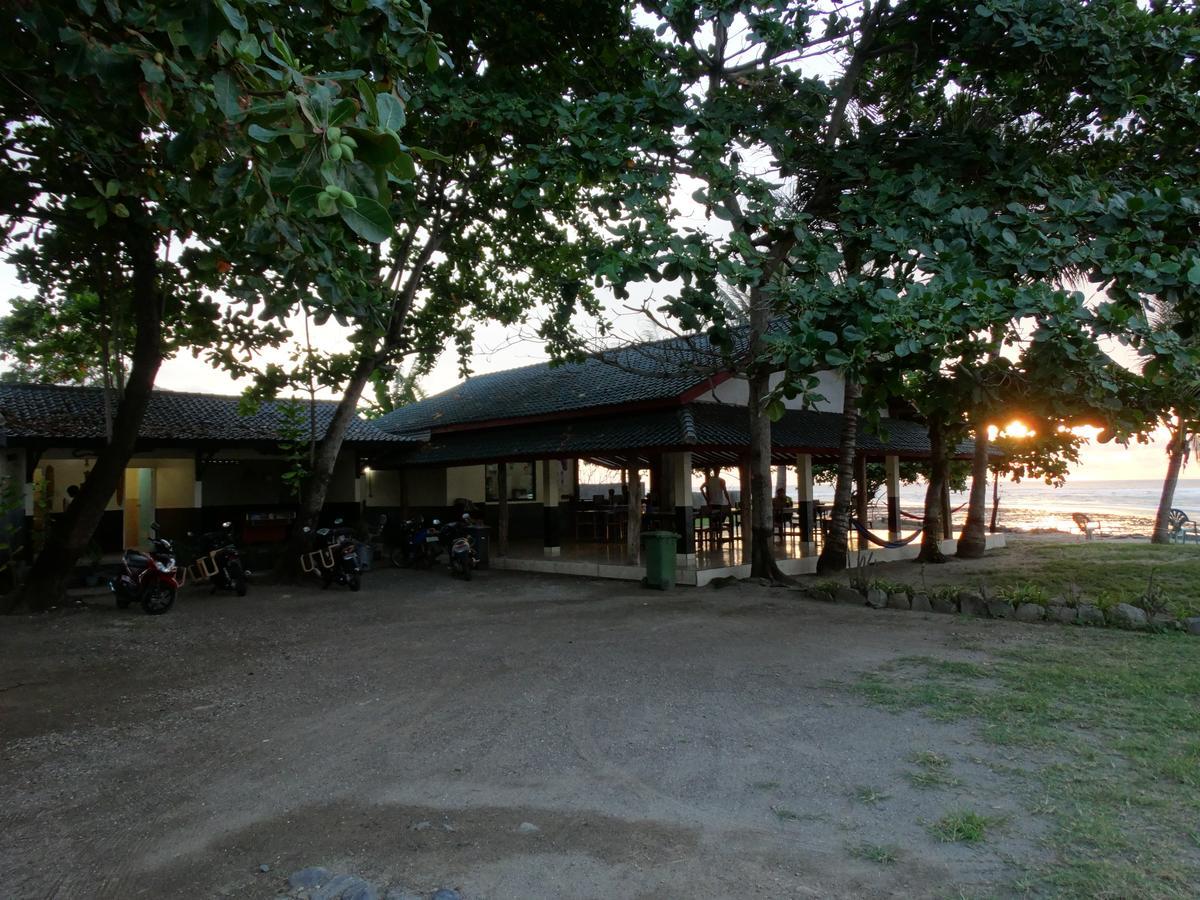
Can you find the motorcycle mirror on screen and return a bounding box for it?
[432,518,441,526]
[222,521,232,529]
[333,517,344,525]
[187,531,194,537]
[302,526,311,534]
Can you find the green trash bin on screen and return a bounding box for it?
[642,530,679,590]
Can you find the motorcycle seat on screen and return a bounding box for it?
[124,550,151,567]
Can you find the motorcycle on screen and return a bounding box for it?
[444,515,478,580]
[110,523,179,615]
[302,519,363,591]
[393,516,442,569]
[188,521,249,596]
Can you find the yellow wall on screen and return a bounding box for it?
[446,465,486,503]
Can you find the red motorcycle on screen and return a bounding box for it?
[110,524,179,615]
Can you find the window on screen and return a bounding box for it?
[484,462,535,502]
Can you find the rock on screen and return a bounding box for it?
[1015,602,1045,623]
[931,595,958,614]
[259,863,271,874]
[958,592,988,617]
[411,820,433,831]
[835,587,864,605]
[517,821,540,834]
[383,890,423,900]
[1047,604,1075,624]
[865,587,887,609]
[289,868,333,891]
[312,875,372,900]
[910,593,932,613]
[440,823,457,832]
[430,891,462,900]
[343,883,380,900]
[1076,604,1105,626]
[886,592,910,610]
[1111,603,1148,630]
[1183,616,1200,636]
[986,600,1014,619]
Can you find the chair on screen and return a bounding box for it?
[1072,513,1102,541]
[1169,508,1200,544]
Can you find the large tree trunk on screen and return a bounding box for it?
[989,468,1000,533]
[277,351,378,579]
[747,370,784,580]
[9,220,164,612]
[817,378,860,573]
[957,418,990,558]
[1151,414,1187,545]
[917,418,948,563]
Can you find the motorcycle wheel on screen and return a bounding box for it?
[141,584,176,615]
[390,548,406,568]
[348,573,361,592]
[227,562,248,597]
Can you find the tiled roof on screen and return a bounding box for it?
[400,402,974,466]
[0,383,414,446]
[374,330,748,435]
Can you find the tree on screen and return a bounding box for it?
[1,0,425,609]
[988,427,1085,532]
[211,1,659,576]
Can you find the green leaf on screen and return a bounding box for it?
[212,70,241,119]
[140,59,165,84]
[824,348,850,367]
[287,185,323,213]
[217,0,248,31]
[1187,264,1200,285]
[247,123,297,142]
[424,40,440,72]
[350,129,403,166]
[339,196,393,242]
[329,99,358,126]
[410,145,450,163]
[375,92,406,131]
[392,151,416,181]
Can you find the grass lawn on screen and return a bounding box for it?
[867,541,1200,619]
[854,630,1200,898]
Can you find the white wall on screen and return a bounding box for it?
[693,370,849,414]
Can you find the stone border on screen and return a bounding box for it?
[805,585,1200,636]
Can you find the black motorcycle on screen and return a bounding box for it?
[392,516,442,569]
[110,523,179,615]
[304,519,362,591]
[188,521,249,596]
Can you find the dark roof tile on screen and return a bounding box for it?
[0,384,412,446]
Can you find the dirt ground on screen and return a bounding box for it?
[1,557,1069,899]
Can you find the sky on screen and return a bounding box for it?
[0,255,1173,485]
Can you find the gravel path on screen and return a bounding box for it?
[1,568,1051,898]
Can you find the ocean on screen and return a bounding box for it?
[579,474,1200,538]
[820,478,1200,536]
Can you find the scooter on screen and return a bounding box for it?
[302,519,362,591]
[444,515,478,580]
[110,523,179,615]
[188,521,249,596]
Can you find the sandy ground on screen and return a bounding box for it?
[1,563,1063,899]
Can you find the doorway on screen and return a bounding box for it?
[123,468,156,548]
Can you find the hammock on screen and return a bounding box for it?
[850,517,923,549]
[899,503,967,522]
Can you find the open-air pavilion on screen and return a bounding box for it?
[375,334,1005,585]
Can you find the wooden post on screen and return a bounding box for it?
[941,478,953,540]
[626,457,642,564]
[886,454,901,541]
[496,462,509,557]
[796,453,815,553]
[542,460,561,557]
[854,452,869,550]
[738,458,751,565]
